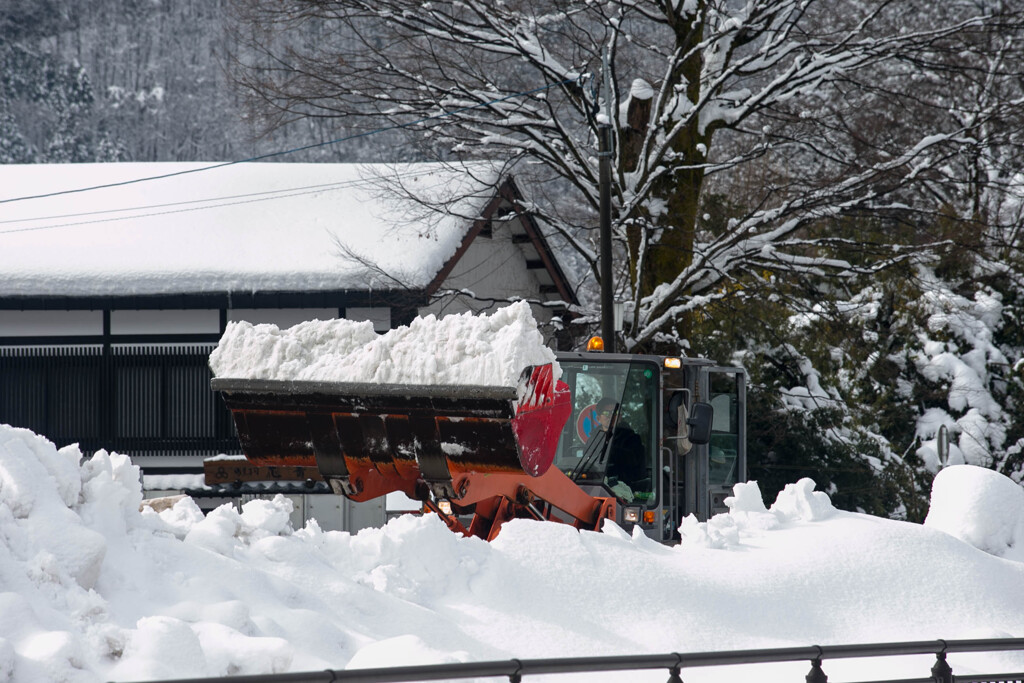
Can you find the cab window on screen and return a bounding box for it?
[708,371,741,487]
[553,360,658,504]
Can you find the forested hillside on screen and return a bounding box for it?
[0,0,368,162]
[3,0,1024,520]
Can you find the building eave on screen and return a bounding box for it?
[0,288,431,312]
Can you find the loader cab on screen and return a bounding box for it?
[553,350,746,542]
[551,356,660,505]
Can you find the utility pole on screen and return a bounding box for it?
[598,50,615,353]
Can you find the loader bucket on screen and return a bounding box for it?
[211,364,571,503]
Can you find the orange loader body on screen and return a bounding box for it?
[212,364,616,540]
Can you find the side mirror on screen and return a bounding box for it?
[686,402,713,445]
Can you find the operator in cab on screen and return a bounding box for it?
[592,397,645,496]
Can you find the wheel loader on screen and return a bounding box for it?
[211,339,746,543]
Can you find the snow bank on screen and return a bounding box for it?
[0,425,299,682]
[3,423,1024,682]
[0,426,118,681]
[0,425,109,591]
[924,464,1024,562]
[209,301,557,386]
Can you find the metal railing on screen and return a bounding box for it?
[119,637,1024,683]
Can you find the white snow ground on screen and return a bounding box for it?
[2,428,1024,683]
[2,302,1023,683]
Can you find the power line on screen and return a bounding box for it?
[0,77,583,206]
[0,182,365,235]
[0,170,429,229]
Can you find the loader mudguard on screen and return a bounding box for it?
[211,364,572,503]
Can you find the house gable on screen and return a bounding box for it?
[422,177,576,324]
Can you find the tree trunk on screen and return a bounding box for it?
[622,11,708,354]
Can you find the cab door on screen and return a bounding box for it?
[703,367,746,518]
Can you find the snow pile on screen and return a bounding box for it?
[209,300,557,386]
[2,424,1024,682]
[0,424,297,682]
[924,464,1024,562]
[678,478,835,549]
[0,427,109,592]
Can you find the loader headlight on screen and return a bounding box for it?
[438,499,453,516]
[623,507,641,524]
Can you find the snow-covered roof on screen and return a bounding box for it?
[0,161,505,299]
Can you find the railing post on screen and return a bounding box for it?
[806,657,828,683]
[931,651,953,683]
[667,654,684,683]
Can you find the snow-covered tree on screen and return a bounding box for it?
[227,0,1021,353]
[0,2,125,163]
[1,0,348,164]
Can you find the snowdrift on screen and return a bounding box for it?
[1,424,1023,682]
